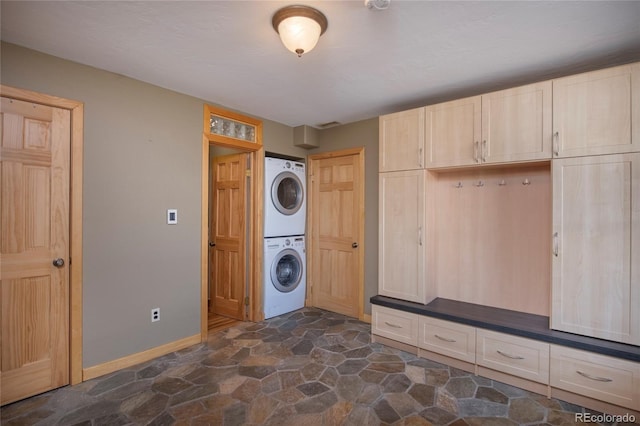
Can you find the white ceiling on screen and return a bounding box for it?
[2,1,640,128]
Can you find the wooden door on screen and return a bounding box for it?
[481,81,552,164]
[425,96,481,168]
[379,170,427,303]
[209,153,246,320]
[1,97,70,405]
[379,107,425,172]
[309,149,364,318]
[553,63,640,157]
[551,153,640,345]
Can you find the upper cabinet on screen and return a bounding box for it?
[553,63,640,158]
[425,96,481,168]
[481,82,552,163]
[379,107,425,172]
[425,82,552,168]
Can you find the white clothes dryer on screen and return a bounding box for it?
[263,236,306,319]
[264,157,306,237]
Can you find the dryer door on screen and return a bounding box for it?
[271,171,304,215]
[270,248,303,293]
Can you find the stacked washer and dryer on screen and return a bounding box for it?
[263,156,307,319]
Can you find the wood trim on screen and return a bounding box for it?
[477,366,550,397]
[362,313,372,324]
[200,135,209,341]
[1,85,84,386]
[203,104,263,149]
[371,334,419,355]
[551,388,640,418]
[417,348,476,375]
[307,147,366,321]
[82,334,200,381]
[201,105,264,338]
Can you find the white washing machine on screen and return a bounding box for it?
[263,236,306,319]
[264,157,306,238]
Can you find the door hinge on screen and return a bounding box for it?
[245,169,251,177]
[244,297,250,306]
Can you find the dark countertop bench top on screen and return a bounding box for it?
[370,295,640,362]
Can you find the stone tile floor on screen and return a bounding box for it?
[1,308,635,425]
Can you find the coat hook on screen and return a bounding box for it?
[522,179,531,186]
[498,179,507,186]
[455,182,463,188]
[475,180,484,187]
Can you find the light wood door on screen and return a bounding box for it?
[378,170,427,303]
[553,62,640,158]
[209,153,246,320]
[309,150,364,318]
[425,96,481,168]
[481,81,552,164]
[379,107,425,172]
[1,97,70,405]
[551,153,640,345]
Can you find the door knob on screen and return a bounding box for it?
[209,242,216,247]
[52,258,65,267]
[352,242,359,248]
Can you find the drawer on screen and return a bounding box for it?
[419,317,476,363]
[476,329,550,384]
[550,345,640,410]
[372,305,419,346]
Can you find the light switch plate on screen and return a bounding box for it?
[167,209,177,225]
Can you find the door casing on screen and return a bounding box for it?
[0,85,84,386]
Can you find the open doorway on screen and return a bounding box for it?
[200,104,265,340]
[208,147,250,331]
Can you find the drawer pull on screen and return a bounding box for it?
[384,321,402,329]
[497,350,525,360]
[434,334,456,343]
[576,370,613,383]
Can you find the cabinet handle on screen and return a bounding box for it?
[418,226,423,246]
[553,232,559,257]
[434,334,456,343]
[576,370,613,383]
[553,131,559,156]
[384,321,402,329]
[474,141,480,163]
[482,140,487,162]
[418,147,424,168]
[497,350,525,360]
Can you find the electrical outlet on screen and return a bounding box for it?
[151,308,160,322]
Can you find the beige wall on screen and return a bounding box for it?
[308,119,379,314]
[0,42,307,367]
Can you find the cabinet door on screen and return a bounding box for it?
[379,107,425,172]
[425,96,481,168]
[379,170,426,303]
[551,153,640,344]
[550,345,640,410]
[553,63,640,157]
[481,81,552,164]
[372,305,419,346]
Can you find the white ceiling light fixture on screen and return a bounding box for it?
[272,5,328,57]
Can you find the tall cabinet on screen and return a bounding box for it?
[378,108,432,304]
[552,153,640,345]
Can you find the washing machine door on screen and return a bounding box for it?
[270,248,303,293]
[271,171,304,215]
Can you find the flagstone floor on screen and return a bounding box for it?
[1,308,626,425]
